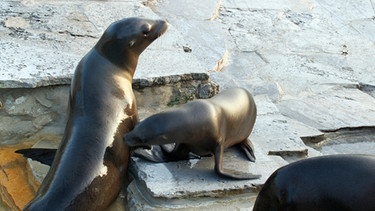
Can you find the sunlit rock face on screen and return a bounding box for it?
[2,0,375,210]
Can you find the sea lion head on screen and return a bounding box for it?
[95,17,168,69]
[124,115,169,148]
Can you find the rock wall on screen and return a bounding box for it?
[0,73,218,146]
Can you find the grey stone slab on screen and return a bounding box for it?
[277,85,375,131]
[349,19,375,42]
[0,0,208,88]
[136,40,207,78]
[150,0,221,20]
[282,116,324,138]
[218,3,375,98]
[252,95,308,156]
[127,179,258,211]
[150,0,229,72]
[127,143,287,209]
[0,40,79,88]
[222,0,313,11]
[314,0,374,28]
[344,37,375,85]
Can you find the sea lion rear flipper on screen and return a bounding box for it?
[214,145,260,180]
[15,148,57,166]
[239,138,256,162]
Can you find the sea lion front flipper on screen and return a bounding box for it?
[214,145,261,180]
[239,138,256,162]
[188,152,201,160]
[161,144,201,160]
[15,148,57,166]
[132,144,198,163]
[131,146,169,162]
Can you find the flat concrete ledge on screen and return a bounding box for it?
[127,145,287,210]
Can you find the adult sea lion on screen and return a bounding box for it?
[253,154,375,211]
[16,17,168,210]
[124,87,260,180]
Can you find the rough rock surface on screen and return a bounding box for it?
[1,0,375,210]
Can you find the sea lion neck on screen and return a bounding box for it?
[94,42,139,72]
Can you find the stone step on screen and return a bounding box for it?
[277,84,375,131]
[127,148,287,210]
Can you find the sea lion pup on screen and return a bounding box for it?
[253,154,375,211]
[124,87,260,180]
[16,17,168,210]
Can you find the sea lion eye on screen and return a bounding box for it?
[142,24,152,36]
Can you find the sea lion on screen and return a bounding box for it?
[253,154,375,211]
[16,148,56,166]
[124,87,260,180]
[16,17,168,210]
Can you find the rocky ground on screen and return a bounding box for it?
[1,0,375,210]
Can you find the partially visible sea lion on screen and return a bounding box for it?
[253,154,375,211]
[16,148,56,166]
[16,17,168,210]
[124,87,260,180]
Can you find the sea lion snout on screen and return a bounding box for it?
[124,132,145,147]
[130,18,168,47]
[149,20,168,39]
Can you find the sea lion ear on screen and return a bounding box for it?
[129,40,136,47]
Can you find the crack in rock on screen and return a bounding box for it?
[358,83,375,98]
[301,126,375,149]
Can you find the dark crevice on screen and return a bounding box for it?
[57,31,97,39]
[301,126,375,149]
[358,83,375,99]
[268,149,308,157]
